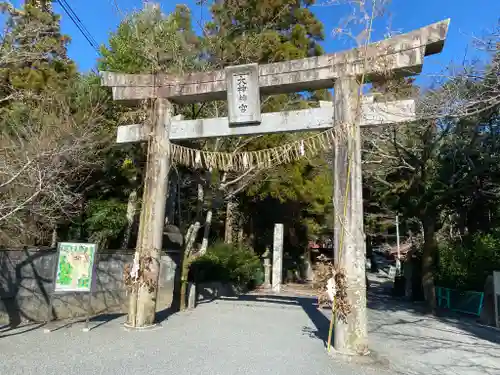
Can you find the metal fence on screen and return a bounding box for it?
[436,286,484,317]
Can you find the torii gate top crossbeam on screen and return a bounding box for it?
[101,19,449,104]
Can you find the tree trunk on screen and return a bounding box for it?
[121,188,138,249]
[421,217,438,313]
[248,215,255,249]
[179,181,204,310]
[199,209,213,255]
[78,198,85,241]
[165,172,177,226]
[199,168,221,255]
[237,213,244,248]
[50,225,58,248]
[224,199,235,244]
[176,174,183,231]
[180,221,200,310]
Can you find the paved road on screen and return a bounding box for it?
[366,296,500,375]
[364,273,500,375]
[0,295,393,375]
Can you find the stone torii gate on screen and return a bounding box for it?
[101,19,449,354]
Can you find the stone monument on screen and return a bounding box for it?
[272,224,284,293]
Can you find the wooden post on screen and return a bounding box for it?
[333,77,368,354]
[128,98,173,328]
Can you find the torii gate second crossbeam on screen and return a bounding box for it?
[116,98,415,143]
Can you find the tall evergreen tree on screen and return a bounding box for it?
[0,1,108,246]
[205,0,333,256]
[99,4,201,75]
[96,4,219,252]
[205,0,324,66]
[0,0,75,99]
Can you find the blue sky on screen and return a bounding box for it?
[8,1,500,86]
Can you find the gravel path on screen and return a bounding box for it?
[0,295,394,375]
[5,285,496,375]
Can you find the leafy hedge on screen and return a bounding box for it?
[436,231,500,291]
[189,242,263,288]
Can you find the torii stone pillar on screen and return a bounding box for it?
[127,98,173,328]
[332,77,367,353]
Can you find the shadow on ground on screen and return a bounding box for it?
[367,276,500,346]
[217,294,332,346]
[367,282,500,375]
[210,278,500,375]
[0,322,45,338]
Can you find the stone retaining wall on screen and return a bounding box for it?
[0,248,180,324]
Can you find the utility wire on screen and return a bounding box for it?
[58,0,99,49]
[56,0,99,52]
[59,0,99,48]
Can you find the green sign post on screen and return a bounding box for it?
[45,242,98,332]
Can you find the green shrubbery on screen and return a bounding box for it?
[436,231,500,291]
[189,242,263,289]
[83,199,128,248]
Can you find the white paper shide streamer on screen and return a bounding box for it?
[169,128,336,171]
[130,253,139,281]
[327,276,336,302]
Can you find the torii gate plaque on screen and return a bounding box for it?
[101,19,449,354]
[225,63,261,126]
